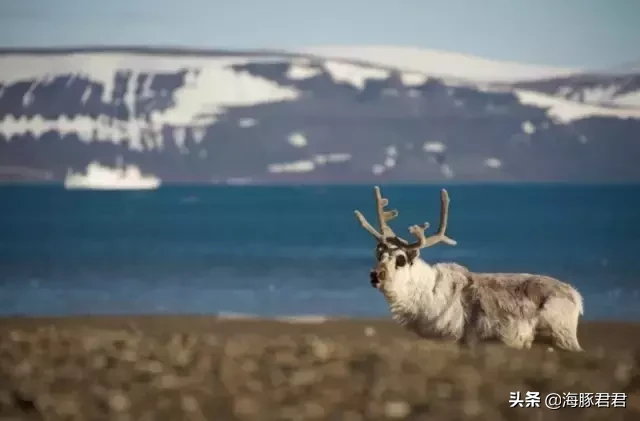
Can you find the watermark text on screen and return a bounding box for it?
[509,392,626,409]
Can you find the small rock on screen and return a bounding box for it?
[108,391,130,413]
[614,360,634,383]
[82,336,101,351]
[290,369,317,387]
[343,410,363,421]
[158,373,181,389]
[9,330,24,342]
[91,355,107,370]
[541,359,558,377]
[13,360,32,377]
[204,334,220,347]
[234,396,260,417]
[436,382,453,399]
[384,401,411,419]
[121,349,137,362]
[303,401,326,418]
[310,338,331,360]
[174,349,191,367]
[462,399,483,416]
[55,396,79,417]
[181,395,199,413]
[240,360,259,373]
[140,360,164,374]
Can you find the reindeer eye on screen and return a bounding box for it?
[375,245,385,261]
[395,254,407,267]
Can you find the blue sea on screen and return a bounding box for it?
[0,184,639,321]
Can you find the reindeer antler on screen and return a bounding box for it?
[355,187,456,249]
[403,189,457,250]
[354,186,400,244]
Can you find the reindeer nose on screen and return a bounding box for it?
[369,270,380,288]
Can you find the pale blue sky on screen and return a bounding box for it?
[1,0,638,69]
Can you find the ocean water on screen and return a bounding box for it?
[0,184,639,321]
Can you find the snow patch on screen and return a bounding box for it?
[288,132,308,148]
[484,158,502,169]
[314,155,327,165]
[570,85,619,103]
[64,161,161,190]
[386,145,398,157]
[147,58,299,127]
[521,121,536,135]
[238,118,257,128]
[441,164,454,179]
[372,164,386,176]
[268,160,315,174]
[611,90,640,108]
[323,60,389,90]
[514,90,640,123]
[0,53,296,107]
[192,127,206,144]
[555,83,640,107]
[0,114,133,146]
[22,82,37,107]
[287,65,321,80]
[174,127,187,152]
[298,46,581,82]
[0,53,299,150]
[423,141,446,153]
[313,153,351,165]
[401,72,429,86]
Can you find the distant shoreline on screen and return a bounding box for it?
[2,181,640,188]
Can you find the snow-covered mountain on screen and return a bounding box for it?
[299,46,640,109]
[296,45,583,82]
[1,46,639,188]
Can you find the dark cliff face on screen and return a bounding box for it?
[0,48,639,185]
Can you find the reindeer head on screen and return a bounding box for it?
[354,186,457,290]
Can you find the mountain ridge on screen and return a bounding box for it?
[0,46,638,188]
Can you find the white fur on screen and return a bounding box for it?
[357,187,584,351]
[373,248,584,351]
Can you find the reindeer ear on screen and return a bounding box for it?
[407,249,420,262]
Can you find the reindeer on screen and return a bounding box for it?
[354,186,584,352]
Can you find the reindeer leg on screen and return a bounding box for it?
[539,297,584,352]
[460,300,482,350]
[460,326,480,355]
[498,319,536,350]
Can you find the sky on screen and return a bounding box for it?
[1,0,639,70]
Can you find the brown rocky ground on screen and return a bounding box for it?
[0,316,639,421]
